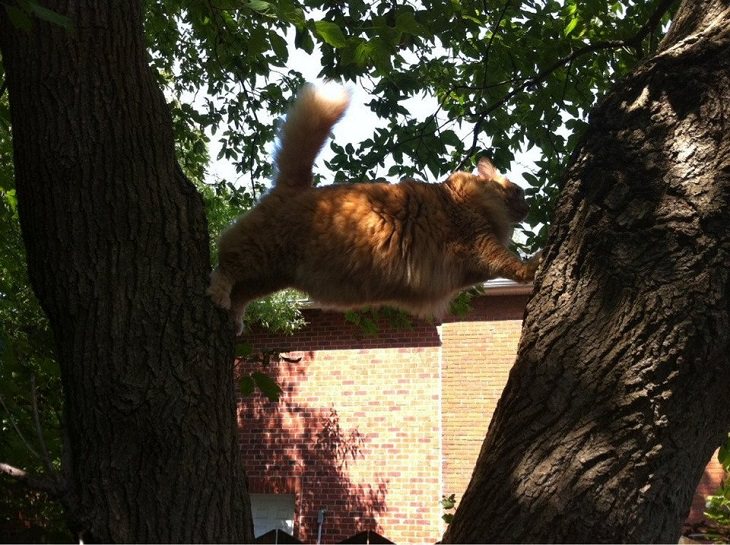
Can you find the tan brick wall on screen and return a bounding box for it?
[440,318,524,505]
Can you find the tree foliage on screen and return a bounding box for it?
[0,80,69,540]
[143,0,677,250]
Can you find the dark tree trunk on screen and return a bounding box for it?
[444,0,730,542]
[0,2,253,542]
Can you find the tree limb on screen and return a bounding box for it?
[0,462,64,497]
[625,0,679,50]
[462,0,513,168]
[0,393,40,459]
[0,379,65,495]
[31,373,57,479]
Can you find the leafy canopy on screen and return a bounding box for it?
[145,0,675,249]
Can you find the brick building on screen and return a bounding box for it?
[238,281,725,543]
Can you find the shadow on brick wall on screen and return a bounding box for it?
[238,351,388,543]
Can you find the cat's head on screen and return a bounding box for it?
[446,157,529,223]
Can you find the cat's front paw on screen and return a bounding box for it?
[524,250,543,281]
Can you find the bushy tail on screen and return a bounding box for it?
[273,82,351,190]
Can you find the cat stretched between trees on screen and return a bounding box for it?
[208,83,541,335]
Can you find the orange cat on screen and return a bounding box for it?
[208,84,540,334]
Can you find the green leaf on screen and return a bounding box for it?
[440,129,461,148]
[269,33,289,60]
[26,2,73,30]
[563,17,579,37]
[718,434,730,471]
[235,341,253,358]
[248,27,270,56]
[314,20,347,49]
[522,172,541,187]
[246,0,271,13]
[344,310,379,336]
[354,41,374,67]
[252,371,283,402]
[4,5,33,31]
[395,11,421,35]
[370,38,393,72]
[239,375,255,396]
[295,26,315,55]
[0,328,17,367]
[0,102,10,132]
[441,493,456,509]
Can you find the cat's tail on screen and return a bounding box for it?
[273,82,350,190]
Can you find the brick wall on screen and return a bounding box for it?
[686,452,726,523]
[440,294,529,508]
[239,310,443,544]
[239,292,726,543]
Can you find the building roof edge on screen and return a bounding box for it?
[297,279,533,310]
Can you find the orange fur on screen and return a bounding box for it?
[208,84,540,334]
[273,83,350,190]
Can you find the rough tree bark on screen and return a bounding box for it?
[444,0,730,542]
[0,2,253,542]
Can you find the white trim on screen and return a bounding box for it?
[478,278,534,296]
[296,279,533,310]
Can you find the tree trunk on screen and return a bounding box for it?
[444,0,730,542]
[0,3,253,542]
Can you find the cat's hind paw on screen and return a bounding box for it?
[231,305,247,337]
[233,318,246,337]
[207,269,232,309]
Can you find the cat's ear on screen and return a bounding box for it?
[477,156,509,187]
[477,156,499,179]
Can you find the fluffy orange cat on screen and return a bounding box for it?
[208,84,540,334]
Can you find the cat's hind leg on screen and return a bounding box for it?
[228,278,288,336]
[229,283,252,337]
[207,267,234,309]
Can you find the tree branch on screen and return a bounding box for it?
[625,0,679,50]
[456,39,622,170]
[0,462,64,497]
[0,462,27,479]
[31,373,56,478]
[0,393,41,459]
[0,379,65,495]
[461,0,512,169]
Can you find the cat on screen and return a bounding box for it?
[208,83,541,335]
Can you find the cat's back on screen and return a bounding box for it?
[292,179,458,286]
[300,178,453,240]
